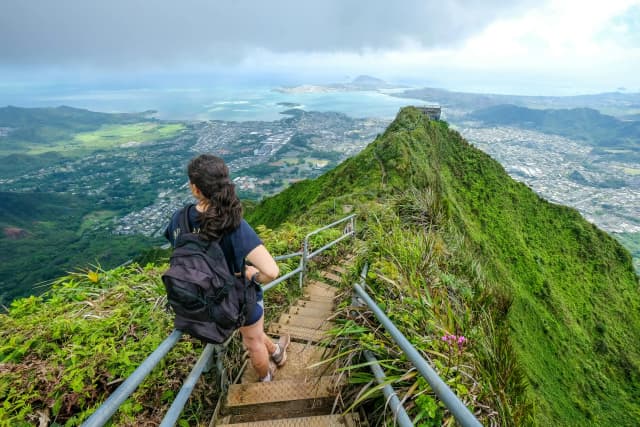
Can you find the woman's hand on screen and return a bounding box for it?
[244,265,260,282]
[245,244,279,283]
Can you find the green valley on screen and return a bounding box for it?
[25,122,185,155]
[0,192,156,307]
[0,106,388,305]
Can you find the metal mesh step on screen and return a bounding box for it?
[328,265,347,275]
[277,313,333,330]
[225,376,340,413]
[217,413,360,427]
[319,271,342,284]
[307,280,338,291]
[303,282,338,298]
[268,322,331,343]
[241,342,335,383]
[288,305,333,319]
[301,293,335,304]
[295,299,335,312]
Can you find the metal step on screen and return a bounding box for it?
[307,280,337,291]
[301,293,335,304]
[303,282,338,298]
[328,265,347,275]
[295,299,335,312]
[319,271,342,284]
[268,323,331,343]
[224,376,340,419]
[288,305,333,319]
[277,313,333,330]
[241,342,335,383]
[217,414,360,427]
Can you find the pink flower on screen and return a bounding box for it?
[442,333,468,350]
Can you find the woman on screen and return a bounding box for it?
[164,154,289,382]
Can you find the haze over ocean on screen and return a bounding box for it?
[0,84,433,121]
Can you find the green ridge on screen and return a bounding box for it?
[247,107,640,425]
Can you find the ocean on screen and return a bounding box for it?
[0,85,428,122]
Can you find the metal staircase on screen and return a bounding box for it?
[216,264,361,426]
[83,211,481,426]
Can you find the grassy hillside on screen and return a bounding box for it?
[248,107,640,425]
[0,192,156,306]
[0,222,343,425]
[0,106,184,176]
[0,106,149,155]
[467,104,640,152]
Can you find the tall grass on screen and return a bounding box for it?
[330,189,531,426]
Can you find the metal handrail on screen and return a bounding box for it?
[160,344,217,427]
[262,265,303,292]
[83,213,356,427]
[363,350,413,427]
[353,273,482,427]
[82,330,184,427]
[300,214,356,287]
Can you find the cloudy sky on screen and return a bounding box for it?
[1,0,639,94]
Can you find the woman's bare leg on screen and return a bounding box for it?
[239,314,277,379]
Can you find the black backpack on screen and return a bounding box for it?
[161,205,258,344]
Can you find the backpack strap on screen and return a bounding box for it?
[220,235,240,274]
[220,232,253,324]
[178,203,195,235]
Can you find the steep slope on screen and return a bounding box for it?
[248,107,640,425]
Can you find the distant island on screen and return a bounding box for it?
[276,102,302,108]
[275,75,405,94]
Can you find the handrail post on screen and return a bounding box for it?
[214,344,228,393]
[300,237,309,289]
[350,215,356,237]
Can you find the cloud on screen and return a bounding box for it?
[603,3,640,47]
[0,0,537,68]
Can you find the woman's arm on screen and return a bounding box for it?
[245,244,279,284]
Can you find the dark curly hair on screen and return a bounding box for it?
[187,154,242,240]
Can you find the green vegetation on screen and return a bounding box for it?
[1,107,638,425]
[26,122,185,155]
[248,107,640,425]
[0,221,345,425]
[0,264,210,425]
[0,106,183,178]
[467,104,640,154]
[0,192,157,306]
[0,105,154,156]
[0,151,67,178]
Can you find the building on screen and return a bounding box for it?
[416,105,442,121]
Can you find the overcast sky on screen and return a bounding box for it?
[1,0,639,94]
